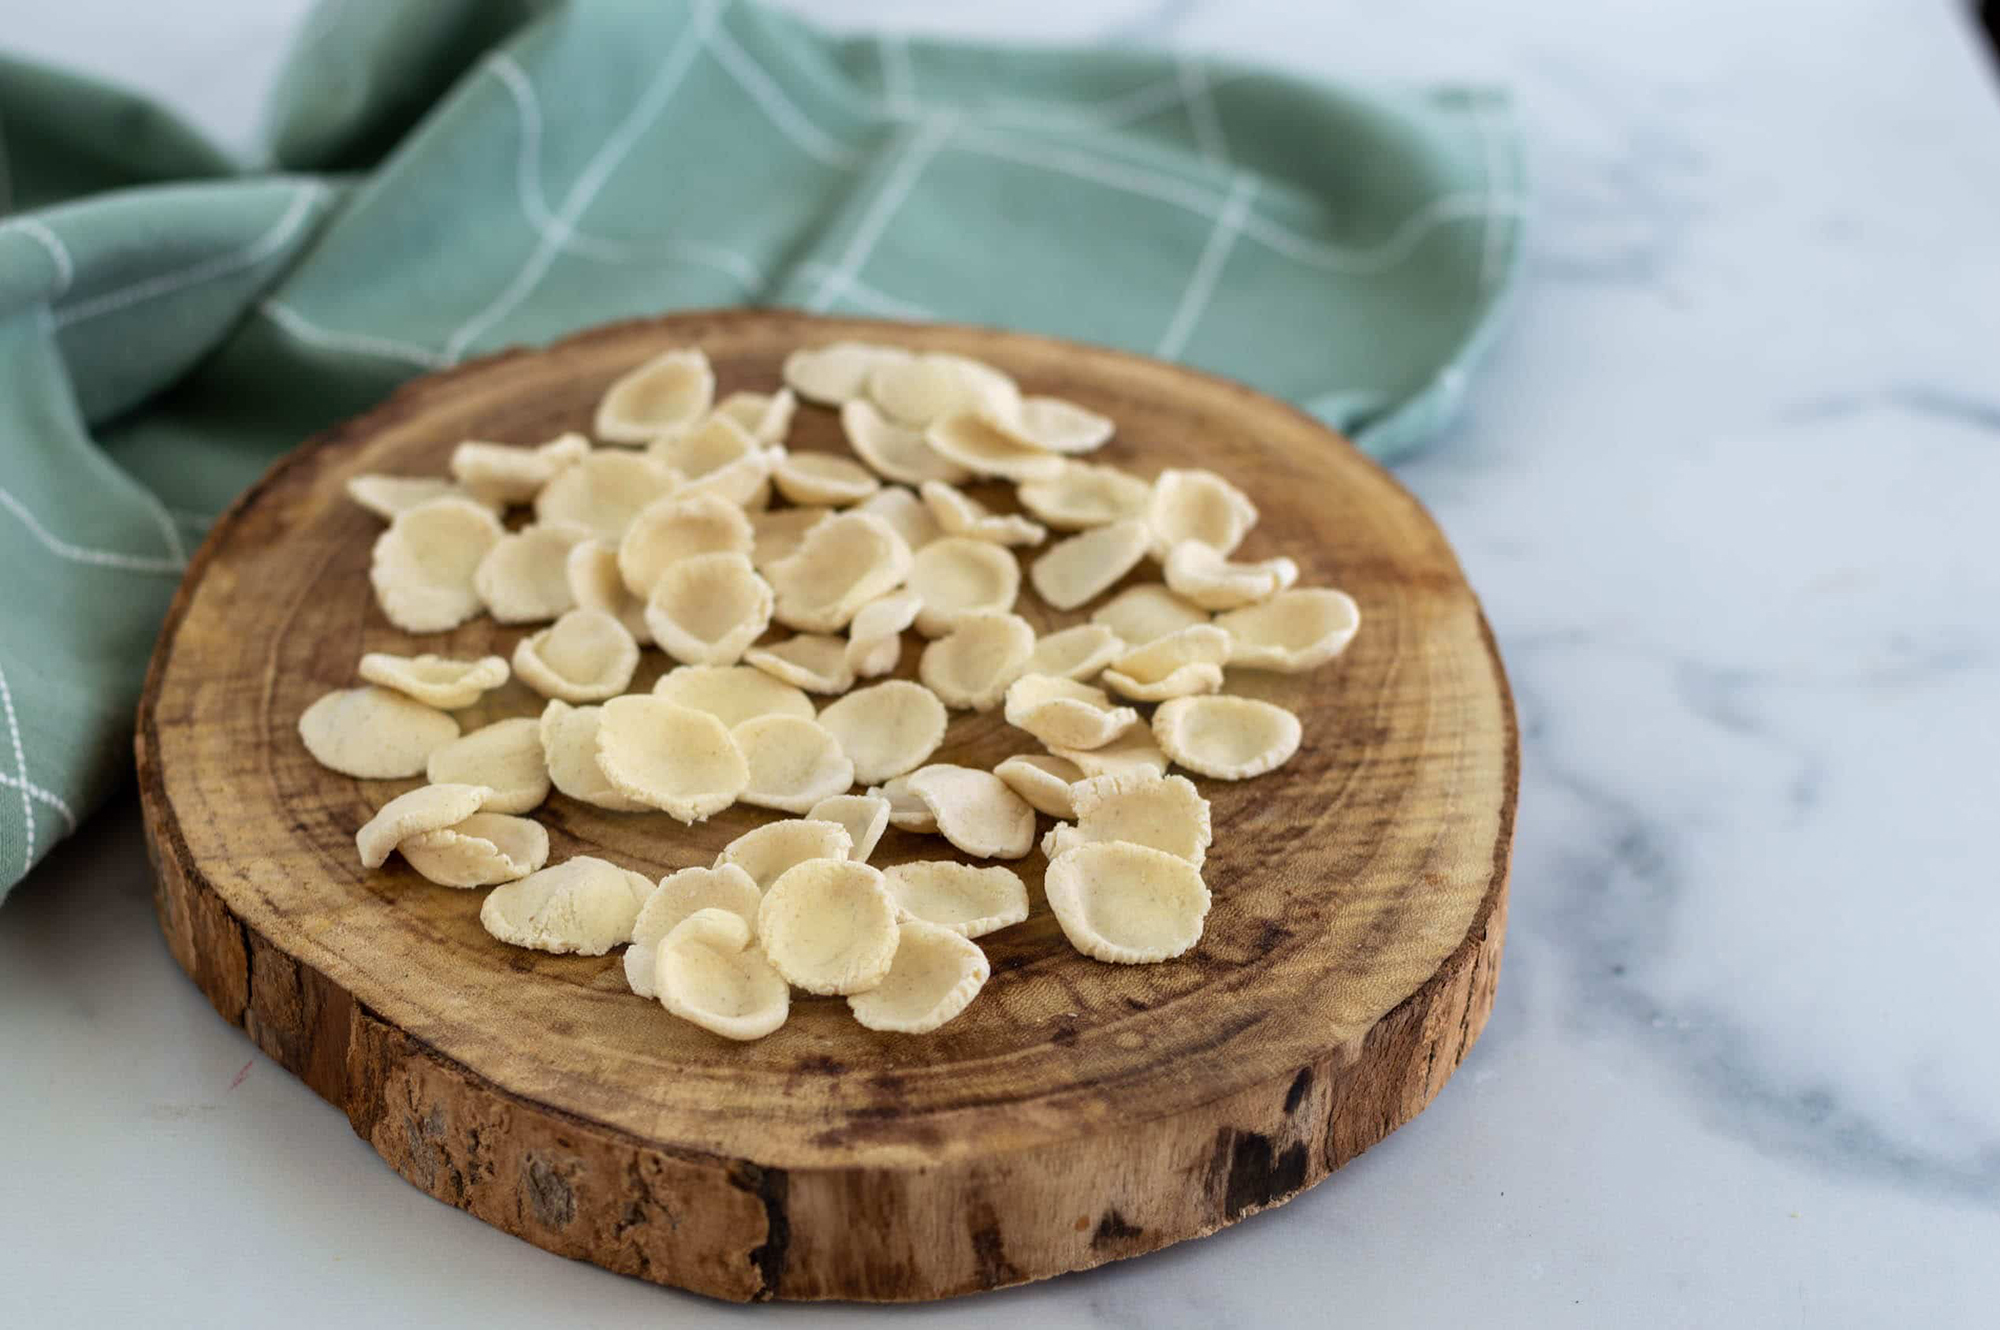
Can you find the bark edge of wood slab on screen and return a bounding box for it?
[135,310,1516,1303]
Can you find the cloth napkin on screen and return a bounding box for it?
[0,0,1522,900]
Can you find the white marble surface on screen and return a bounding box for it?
[4,1,1999,1325]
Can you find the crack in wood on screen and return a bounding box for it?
[1217,1127,1312,1221]
[1091,1208,1145,1248]
[967,1199,1024,1288]
[730,1161,790,1301]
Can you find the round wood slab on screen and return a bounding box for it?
[136,311,1515,1302]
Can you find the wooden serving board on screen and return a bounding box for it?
[136,311,1515,1303]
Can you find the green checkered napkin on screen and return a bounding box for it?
[0,0,1521,900]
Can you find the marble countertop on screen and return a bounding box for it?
[4,1,1997,1325]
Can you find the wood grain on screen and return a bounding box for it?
[135,310,1516,1302]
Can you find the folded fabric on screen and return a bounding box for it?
[0,0,1522,900]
